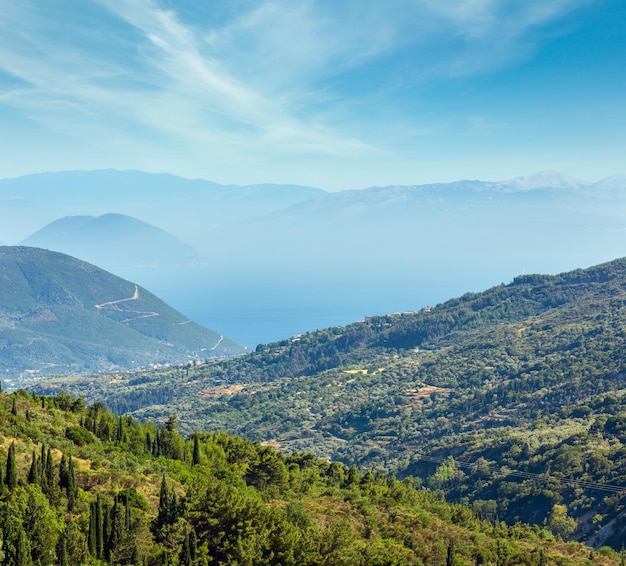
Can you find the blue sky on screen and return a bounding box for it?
[0,0,624,190]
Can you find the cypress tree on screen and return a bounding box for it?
[11,396,17,416]
[44,446,54,497]
[109,496,125,556]
[102,499,111,560]
[39,444,47,491]
[116,416,124,443]
[180,532,192,566]
[346,464,359,487]
[28,450,38,484]
[6,441,17,489]
[67,456,77,511]
[192,433,201,466]
[88,502,97,557]
[59,453,69,490]
[446,539,455,566]
[125,494,131,530]
[15,527,31,566]
[156,475,170,530]
[189,529,197,562]
[96,494,105,559]
[57,530,69,566]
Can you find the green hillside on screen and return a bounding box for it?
[0,247,245,381]
[0,388,616,565]
[38,256,626,549]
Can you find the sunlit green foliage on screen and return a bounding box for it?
[0,390,615,564]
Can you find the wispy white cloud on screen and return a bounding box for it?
[0,0,600,183]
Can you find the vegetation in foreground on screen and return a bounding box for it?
[0,388,618,565]
[38,256,626,549]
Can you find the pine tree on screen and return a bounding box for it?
[5,441,17,489]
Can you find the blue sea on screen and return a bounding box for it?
[128,268,499,349]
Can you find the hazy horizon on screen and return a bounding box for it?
[1,1,624,190]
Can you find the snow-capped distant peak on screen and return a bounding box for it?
[592,174,626,190]
[502,171,588,190]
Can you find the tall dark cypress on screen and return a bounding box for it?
[28,450,38,484]
[39,445,47,492]
[180,532,192,566]
[192,433,201,466]
[59,453,69,490]
[108,496,125,557]
[96,494,105,559]
[57,530,69,566]
[67,456,77,511]
[15,527,30,566]
[44,446,54,496]
[446,539,455,566]
[88,502,97,557]
[5,441,17,489]
[102,500,111,560]
[156,475,170,530]
[125,494,131,530]
[116,416,124,443]
[189,529,197,562]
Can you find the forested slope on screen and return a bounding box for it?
[0,247,244,380]
[35,256,626,549]
[0,389,612,565]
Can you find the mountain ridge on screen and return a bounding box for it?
[21,213,198,270]
[0,246,245,381]
[35,254,626,548]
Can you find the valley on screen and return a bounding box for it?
[35,255,626,550]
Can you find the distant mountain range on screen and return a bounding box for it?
[0,169,325,244]
[21,213,197,271]
[3,168,626,346]
[0,246,245,382]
